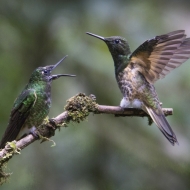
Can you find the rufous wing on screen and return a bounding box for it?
[130,30,190,83]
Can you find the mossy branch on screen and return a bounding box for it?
[0,93,173,184]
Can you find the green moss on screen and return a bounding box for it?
[0,164,11,185]
[0,141,20,185]
[64,93,98,123]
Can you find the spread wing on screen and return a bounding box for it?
[0,89,37,149]
[129,30,190,83]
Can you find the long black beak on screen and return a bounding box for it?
[49,55,76,80]
[46,55,69,72]
[51,74,76,81]
[52,55,68,70]
[86,32,105,41]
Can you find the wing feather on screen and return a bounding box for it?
[0,89,37,149]
[144,105,178,145]
[130,30,190,83]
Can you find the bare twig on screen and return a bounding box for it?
[96,105,172,116]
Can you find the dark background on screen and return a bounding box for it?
[1,0,190,189]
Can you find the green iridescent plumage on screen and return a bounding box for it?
[87,30,190,145]
[0,56,75,149]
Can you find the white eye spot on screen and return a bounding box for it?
[114,39,121,44]
[42,70,48,75]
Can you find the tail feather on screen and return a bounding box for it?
[144,106,178,145]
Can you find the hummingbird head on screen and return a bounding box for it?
[86,32,131,58]
[30,55,76,83]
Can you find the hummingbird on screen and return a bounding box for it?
[86,30,190,145]
[0,55,75,149]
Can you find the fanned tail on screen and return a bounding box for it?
[144,105,178,145]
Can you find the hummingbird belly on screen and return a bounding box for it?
[120,97,143,108]
[117,67,159,109]
[18,91,51,139]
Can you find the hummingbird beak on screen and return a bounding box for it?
[86,32,105,41]
[48,55,76,80]
[50,74,76,81]
[46,55,69,73]
[52,55,68,71]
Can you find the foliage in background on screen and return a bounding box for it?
[0,0,190,189]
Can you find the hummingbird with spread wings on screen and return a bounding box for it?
[0,56,75,149]
[86,30,190,145]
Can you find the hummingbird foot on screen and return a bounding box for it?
[29,126,40,139]
[49,118,57,130]
[30,125,56,146]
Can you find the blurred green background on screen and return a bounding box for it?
[1,0,190,189]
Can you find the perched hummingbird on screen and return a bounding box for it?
[86,30,190,145]
[0,55,75,149]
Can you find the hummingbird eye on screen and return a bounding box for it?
[114,39,121,44]
[42,70,48,75]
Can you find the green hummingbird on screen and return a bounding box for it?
[86,30,190,145]
[0,55,75,149]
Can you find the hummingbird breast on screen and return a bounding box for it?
[116,65,159,108]
[25,83,51,128]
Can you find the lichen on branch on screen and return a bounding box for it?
[64,93,98,123]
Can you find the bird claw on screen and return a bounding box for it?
[48,118,57,130]
[30,129,40,139]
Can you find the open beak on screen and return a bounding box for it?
[46,55,68,73]
[86,32,105,41]
[50,74,76,81]
[48,55,76,80]
[52,55,68,70]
